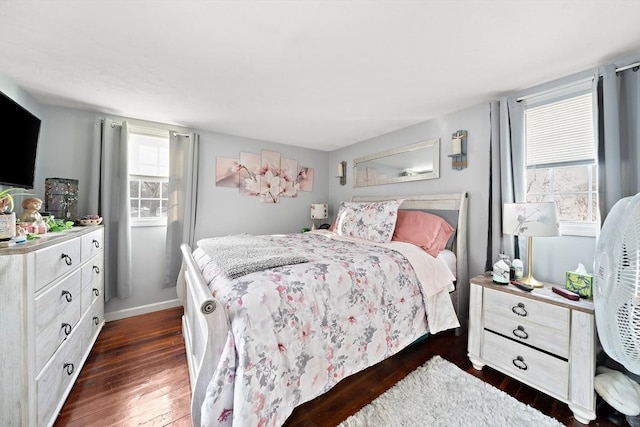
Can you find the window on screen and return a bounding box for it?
[128,127,170,226]
[523,87,599,236]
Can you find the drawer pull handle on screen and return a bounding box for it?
[512,356,528,370]
[93,239,101,249]
[93,265,101,274]
[63,363,74,375]
[61,290,73,302]
[93,316,100,325]
[512,325,529,339]
[61,253,73,266]
[93,288,100,297]
[61,322,72,336]
[511,303,527,317]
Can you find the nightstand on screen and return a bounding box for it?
[467,274,596,424]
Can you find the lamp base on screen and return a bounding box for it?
[519,275,545,288]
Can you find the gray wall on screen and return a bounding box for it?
[0,74,330,317]
[1,71,599,317]
[328,103,492,280]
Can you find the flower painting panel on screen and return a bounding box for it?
[260,150,281,203]
[297,166,314,192]
[215,157,240,188]
[280,158,299,198]
[239,152,261,196]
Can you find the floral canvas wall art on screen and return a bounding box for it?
[215,157,241,188]
[215,150,315,203]
[239,152,261,196]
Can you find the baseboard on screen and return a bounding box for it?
[105,299,182,322]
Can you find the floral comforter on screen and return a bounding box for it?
[191,230,459,427]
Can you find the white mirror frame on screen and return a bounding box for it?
[353,138,440,187]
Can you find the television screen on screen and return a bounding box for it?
[0,91,41,189]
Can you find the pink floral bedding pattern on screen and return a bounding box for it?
[334,200,403,243]
[193,232,454,427]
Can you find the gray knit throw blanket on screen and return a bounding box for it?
[197,234,309,280]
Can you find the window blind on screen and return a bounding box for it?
[525,93,595,167]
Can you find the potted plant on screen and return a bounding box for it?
[0,188,32,241]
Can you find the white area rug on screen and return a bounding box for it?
[339,355,563,427]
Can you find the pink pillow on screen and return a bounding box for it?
[392,210,455,257]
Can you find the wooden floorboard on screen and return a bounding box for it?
[55,307,627,426]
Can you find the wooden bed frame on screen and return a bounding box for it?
[177,191,469,426]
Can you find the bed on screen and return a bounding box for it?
[177,192,469,426]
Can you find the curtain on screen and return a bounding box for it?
[598,62,640,220]
[90,117,132,301]
[485,99,521,270]
[163,131,199,287]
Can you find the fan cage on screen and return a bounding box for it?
[594,193,640,375]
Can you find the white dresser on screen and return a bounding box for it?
[467,274,596,424]
[0,226,105,427]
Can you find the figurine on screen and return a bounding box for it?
[19,197,43,224]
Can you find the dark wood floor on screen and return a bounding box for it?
[56,307,627,426]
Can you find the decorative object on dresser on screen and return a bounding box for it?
[502,202,560,287]
[0,226,105,427]
[339,355,562,427]
[310,203,328,230]
[467,273,596,424]
[45,177,79,221]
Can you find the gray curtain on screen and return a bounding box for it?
[485,99,522,270]
[163,131,199,287]
[598,62,640,220]
[91,117,132,301]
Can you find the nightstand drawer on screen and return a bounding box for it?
[484,310,570,358]
[484,287,570,331]
[483,330,569,399]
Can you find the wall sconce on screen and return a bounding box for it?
[448,130,467,170]
[337,161,347,186]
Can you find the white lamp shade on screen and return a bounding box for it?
[310,203,328,219]
[503,202,560,237]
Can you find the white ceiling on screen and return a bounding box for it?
[1,1,639,151]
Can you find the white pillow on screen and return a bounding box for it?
[334,200,403,243]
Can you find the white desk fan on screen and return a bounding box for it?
[593,193,640,423]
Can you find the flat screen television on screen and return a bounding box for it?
[0,91,41,189]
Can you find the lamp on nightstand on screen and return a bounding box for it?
[503,202,559,288]
[310,203,328,230]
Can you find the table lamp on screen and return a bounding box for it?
[310,203,328,230]
[503,202,559,287]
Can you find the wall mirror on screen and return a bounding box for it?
[353,138,440,187]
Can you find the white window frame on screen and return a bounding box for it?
[128,126,170,227]
[521,82,599,237]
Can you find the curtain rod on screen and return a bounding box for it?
[616,61,640,73]
[103,121,189,137]
[515,61,639,103]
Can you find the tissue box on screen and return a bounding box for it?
[565,271,593,298]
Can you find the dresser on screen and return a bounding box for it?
[0,226,105,427]
[467,274,596,424]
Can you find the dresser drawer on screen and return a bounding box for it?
[81,256,104,313]
[483,330,569,399]
[484,287,570,331]
[36,325,84,427]
[35,269,82,337]
[81,229,104,263]
[35,239,81,291]
[35,294,81,374]
[78,297,105,352]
